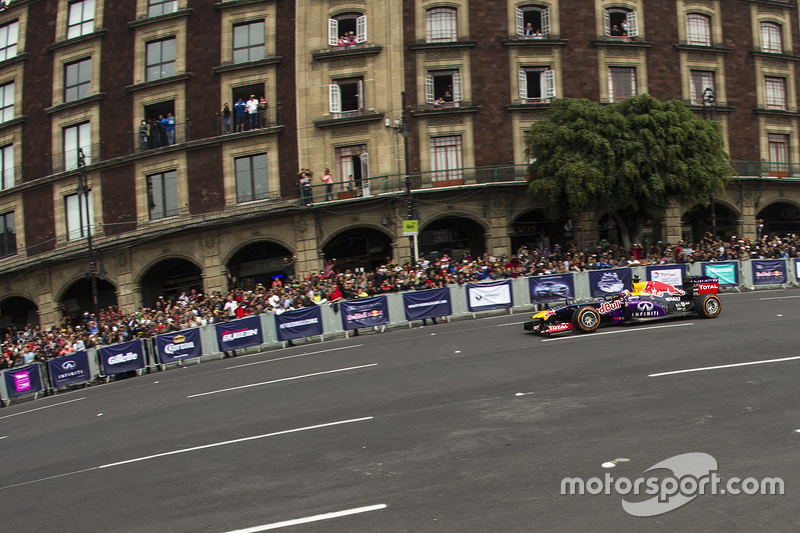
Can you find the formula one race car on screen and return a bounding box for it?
[523,276,721,336]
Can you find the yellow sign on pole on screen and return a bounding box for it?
[402,220,419,236]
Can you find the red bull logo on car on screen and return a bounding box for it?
[634,281,686,297]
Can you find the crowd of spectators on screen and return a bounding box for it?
[2,232,798,369]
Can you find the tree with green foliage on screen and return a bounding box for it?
[525,94,733,248]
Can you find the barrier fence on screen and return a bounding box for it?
[2,259,798,404]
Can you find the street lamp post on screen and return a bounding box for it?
[76,147,99,317]
[702,87,717,239]
[399,91,417,265]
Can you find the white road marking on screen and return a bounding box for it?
[649,355,800,377]
[98,417,373,469]
[0,397,85,420]
[497,321,529,327]
[226,345,364,370]
[222,504,387,532]
[0,435,7,440]
[541,322,694,341]
[188,364,377,398]
[759,295,800,301]
[0,467,101,491]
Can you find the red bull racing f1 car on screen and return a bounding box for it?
[523,276,721,336]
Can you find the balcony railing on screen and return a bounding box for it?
[730,160,800,179]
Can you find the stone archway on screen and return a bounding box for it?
[59,278,118,321]
[681,201,740,242]
[757,201,800,237]
[0,296,39,332]
[227,240,295,289]
[139,258,203,307]
[322,227,394,271]
[419,216,486,260]
[509,209,571,252]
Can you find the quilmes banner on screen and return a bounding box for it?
[702,262,738,286]
[752,259,787,285]
[216,316,263,351]
[48,351,92,388]
[403,287,452,321]
[156,328,203,364]
[467,280,513,311]
[340,296,390,330]
[588,268,632,297]
[275,306,323,341]
[528,274,575,303]
[99,339,146,376]
[646,265,686,288]
[3,363,44,399]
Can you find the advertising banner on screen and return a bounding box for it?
[528,274,575,304]
[156,328,203,364]
[752,259,787,285]
[702,262,738,286]
[215,316,263,351]
[403,287,452,321]
[796,258,800,282]
[340,296,390,330]
[645,265,686,288]
[3,363,44,399]
[99,339,146,376]
[275,306,324,341]
[48,351,92,388]
[588,268,632,297]
[467,280,514,311]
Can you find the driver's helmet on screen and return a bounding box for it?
[620,289,631,299]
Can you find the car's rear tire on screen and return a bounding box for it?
[695,293,722,318]
[573,306,601,333]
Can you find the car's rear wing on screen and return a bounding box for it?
[684,276,719,295]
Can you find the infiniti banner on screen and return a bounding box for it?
[99,339,146,376]
[588,268,632,297]
[216,316,263,351]
[48,351,92,388]
[340,296,390,330]
[156,328,203,364]
[528,274,574,303]
[3,363,44,399]
[275,306,323,341]
[752,259,787,285]
[467,280,513,311]
[403,287,452,321]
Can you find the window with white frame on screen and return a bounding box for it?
[0,81,13,123]
[233,20,265,63]
[329,77,364,117]
[63,122,91,171]
[516,5,550,38]
[148,0,178,18]
[0,211,15,258]
[328,12,367,47]
[604,8,637,39]
[690,70,715,105]
[335,145,369,190]
[67,0,95,39]
[147,170,178,220]
[608,66,636,102]
[760,22,783,53]
[235,153,269,203]
[426,70,462,106]
[768,133,790,173]
[686,13,711,46]
[65,58,91,102]
[431,136,464,183]
[145,37,176,81]
[65,190,93,241]
[764,76,787,110]
[519,67,555,103]
[426,7,457,43]
[0,20,18,61]
[0,144,13,190]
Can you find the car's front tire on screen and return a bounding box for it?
[695,293,722,318]
[573,306,601,333]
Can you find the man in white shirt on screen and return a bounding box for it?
[246,95,259,130]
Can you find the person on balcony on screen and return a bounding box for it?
[234,98,246,132]
[139,120,149,151]
[323,168,334,201]
[246,95,259,130]
[222,102,231,133]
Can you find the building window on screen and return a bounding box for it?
[0,144,13,190]
[764,76,787,110]
[426,70,462,106]
[768,133,790,174]
[690,70,715,105]
[516,5,549,38]
[335,145,369,191]
[147,170,179,220]
[64,58,91,102]
[426,7,457,43]
[146,37,176,81]
[328,13,367,47]
[0,81,13,123]
[686,13,711,46]
[0,211,15,258]
[608,67,636,102]
[233,20,265,63]
[65,191,93,241]
[604,8,638,40]
[329,77,363,117]
[235,154,269,203]
[431,136,464,184]
[148,0,178,18]
[0,20,18,61]
[760,22,783,53]
[67,0,95,39]
[63,122,91,171]
[519,67,555,103]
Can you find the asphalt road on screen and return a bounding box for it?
[1,289,799,532]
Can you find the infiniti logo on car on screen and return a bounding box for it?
[61,360,77,370]
[637,302,654,311]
